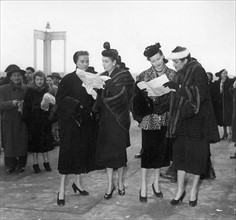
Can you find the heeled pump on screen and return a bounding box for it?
[139,189,147,203]
[57,192,65,207]
[170,191,186,205]
[104,186,115,200]
[72,183,89,196]
[221,133,228,140]
[189,193,198,207]
[152,183,163,198]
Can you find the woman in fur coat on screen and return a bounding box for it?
[94,42,135,199]
[22,71,54,173]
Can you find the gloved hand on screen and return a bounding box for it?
[75,103,83,114]
[163,81,180,91]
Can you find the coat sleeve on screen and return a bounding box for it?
[22,89,33,125]
[56,76,80,119]
[0,86,15,111]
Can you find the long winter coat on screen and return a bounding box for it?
[56,71,100,174]
[22,85,54,153]
[167,58,220,143]
[231,86,236,141]
[0,82,28,157]
[94,67,135,168]
[212,77,235,126]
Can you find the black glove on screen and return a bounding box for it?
[75,103,83,114]
[163,81,179,91]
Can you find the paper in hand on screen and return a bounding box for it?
[137,74,174,97]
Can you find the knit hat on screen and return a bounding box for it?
[167,46,190,60]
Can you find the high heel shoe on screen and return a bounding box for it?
[118,188,125,196]
[72,183,89,196]
[152,183,163,198]
[139,189,147,203]
[189,193,198,207]
[57,192,65,207]
[170,191,186,205]
[33,164,41,174]
[104,186,115,200]
[221,133,228,140]
[43,162,52,172]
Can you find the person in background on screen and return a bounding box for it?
[24,67,35,86]
[230,80,236,159]
[56,51,100,206]
[212,69,235,140]
[22,71,54,174]
[0,65,28,174]
[51,72,62,87]
[165,46,220,207]
[132,42,173,202]
[94,42,134,200]
[46,75,53,88]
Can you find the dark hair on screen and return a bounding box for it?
[144,43,168,63]
[33,70,46,85]
[101,42,119,61]
[26,67,35,73]
[180,54,191,62]
[73,51,89,64]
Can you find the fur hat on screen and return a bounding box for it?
[167,46,190,60]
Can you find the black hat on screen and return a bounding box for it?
[101,42,119,60]
[51,72,62,79]
[5,64,25,76]
[87,66,98,74]
[143,42,168,63]
[143,42,161,58]
[215,69,226,77]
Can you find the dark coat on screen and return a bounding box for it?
[167,58,220,143]
[0,83,28,157]
[56,71,100,174]
[212,77,235,126]
[22,86,54,153]
[94,67,135,168]
[231,86,236,141]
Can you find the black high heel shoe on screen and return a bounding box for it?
[152,183,163,198]
[221,133,228,140]
[139,189,147,203]
[118,188,125,196]
[72,183,89,196]
[189,193,198,207]
[104,186,115,200]
[170,191,186,205]
[57,192,65,207]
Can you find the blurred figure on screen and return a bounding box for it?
[51,72,62,87]
[213,69,235,140]
[230,80,236,159]
[166,46,220,207]
[24,67,35,86]
[46,75,53,88]
[94,42,134,200]
[22,71,54,174]
[132,42,173,202]
[0,65,28,174]
[56,51,100,206]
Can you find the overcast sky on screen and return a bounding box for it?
[1,1,235,78]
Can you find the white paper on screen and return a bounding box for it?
[76,69,111,99]
[137,74,174,97]
[40,93,56,111]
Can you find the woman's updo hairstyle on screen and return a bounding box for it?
[73,51,89,64]
[102,42,119,62]
[143,42,168,63]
